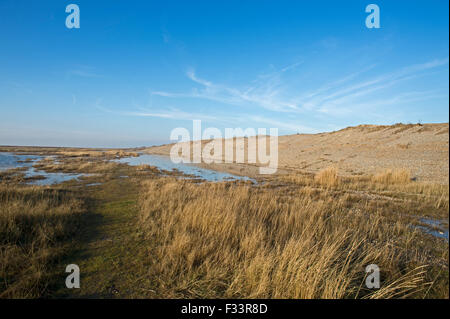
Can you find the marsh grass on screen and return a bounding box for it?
[33,158,120,174]
[280,168,449,212]
[314,166,339,187]
[0,185,86,298]
[57,150,138,158]
[371,169,411,184]
[138,176,448,298]
[0,151,447,299]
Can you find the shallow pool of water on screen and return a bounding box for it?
[86,182,102,187]
[25,167,88,186]
[0,152,41,170]
[116,154,254,182]
[417,218,449,242]
[0,152,90,186]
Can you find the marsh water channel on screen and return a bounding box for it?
[0,152,87,186]
[0,152,253,184]
[114,153,255,182]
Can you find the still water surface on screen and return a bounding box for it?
[115,154,254,182]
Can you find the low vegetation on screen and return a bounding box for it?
[314,166,339,187]
[371,169,411,184]
[281,168,448,211]
[32,158,120,174]
[0,185,86,298]
[137,174,448,298]
[57,150,138,159]
[0,151,448,299]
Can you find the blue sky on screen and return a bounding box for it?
[0,0,448,147]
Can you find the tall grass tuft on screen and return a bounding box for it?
[371,169,411,184]
[315,166,339,187]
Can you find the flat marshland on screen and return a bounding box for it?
[138,171,448,298]
[0,123,448,299]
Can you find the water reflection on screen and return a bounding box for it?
[116,154,254,182]
[26,167,88,186]
[0,152,40,170]
[0,152,89,186]
[417,218,449,242]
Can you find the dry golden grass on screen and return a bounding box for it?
[371,169,411,185]
[33,158,120,174]
[138,176,447,299]
[57,150,138,158]
[280,172,449,216]
[57,151,98,157]
[0,185,86,298]
[314,166,339,187]
[109,150,139,158]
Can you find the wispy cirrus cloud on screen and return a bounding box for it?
[151,58,448,118]
[300,58,449,111]
[247,115,319,133]
[96,101,219,122]
[98,57,448,135]
[126,108,218,121]
[95,97,316,132]
[152,62,303,112]
[67,66,103,78]
[317,89,449,116]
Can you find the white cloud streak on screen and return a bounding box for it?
[151,58,448,117]
[98,58,448,135]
